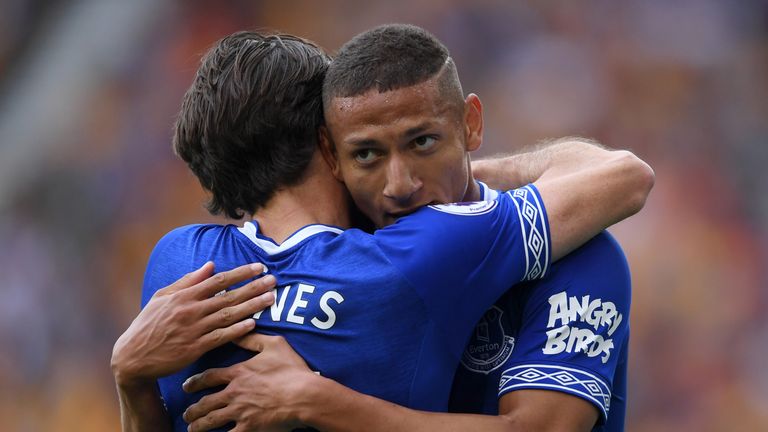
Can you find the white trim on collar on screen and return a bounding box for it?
[237,221,343,255]
[478,181,500,201]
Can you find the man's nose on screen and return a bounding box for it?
[382,157,423,204]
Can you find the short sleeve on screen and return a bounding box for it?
[497,232,631,422]
[374,184,552,355]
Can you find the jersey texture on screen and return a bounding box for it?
[142,185,551,431]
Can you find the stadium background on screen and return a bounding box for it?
[0,0,766,430]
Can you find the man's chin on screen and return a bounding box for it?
[380,204,438,227]
[377,215,395,228]
[377,213,406,228]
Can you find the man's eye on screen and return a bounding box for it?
[413,136,437,150]
[354,149,378,163]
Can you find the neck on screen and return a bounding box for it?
[462,154,481,202]
[253,153,350,244]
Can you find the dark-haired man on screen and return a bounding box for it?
[181,25,636,432]
[112,27,652,432]
[183,25,636,432]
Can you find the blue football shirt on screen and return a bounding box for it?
[449,185,630,431]
[142,185,551,431]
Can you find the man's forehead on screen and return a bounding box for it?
[330,84,431,112]
[326,79,455,128]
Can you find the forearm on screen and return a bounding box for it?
[476,137,654,261]
[472,137,607,190]
[115,379,172,432]
[537,141,653,260]
[472,153,536,191]
[298,375,515,432]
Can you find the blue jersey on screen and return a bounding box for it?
[142,185,551,432]
[449,187,630,430]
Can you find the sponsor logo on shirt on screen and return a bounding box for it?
[429,200,498,216]
[461,306,515,374]
[543,291,622,364]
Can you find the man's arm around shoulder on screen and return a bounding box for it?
[474,138,654,260]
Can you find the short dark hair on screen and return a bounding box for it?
[323,24,463,110]
[174,31,331,219]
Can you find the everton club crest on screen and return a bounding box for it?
[460,306,515,374]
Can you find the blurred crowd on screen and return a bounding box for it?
[0,0,766,430]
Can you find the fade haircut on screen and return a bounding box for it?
[323,24,464,114]
[174,31,331,219]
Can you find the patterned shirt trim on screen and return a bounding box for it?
[508,186,549,280]
[498,364,610,420]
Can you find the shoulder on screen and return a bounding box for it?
[520,231,631,312]
[550,231,629,280]
[152,223,232,254]
[384,184,546,244]
[577,231,625,260]
[561,231,624,260]
[141,223,232,306]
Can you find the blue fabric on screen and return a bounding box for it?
[449,231,630,431]
[141,185,551,432]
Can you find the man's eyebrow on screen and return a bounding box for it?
[402,124,432,140]
[345,137,379,148]
[343,122,436,147]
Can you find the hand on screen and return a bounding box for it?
[182,333,316,432]
[111,262,276,386]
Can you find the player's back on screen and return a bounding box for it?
[144,222,443,430]
[143,185,552,432]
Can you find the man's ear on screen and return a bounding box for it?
[319,126,344,181]
[463,93,483,152]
